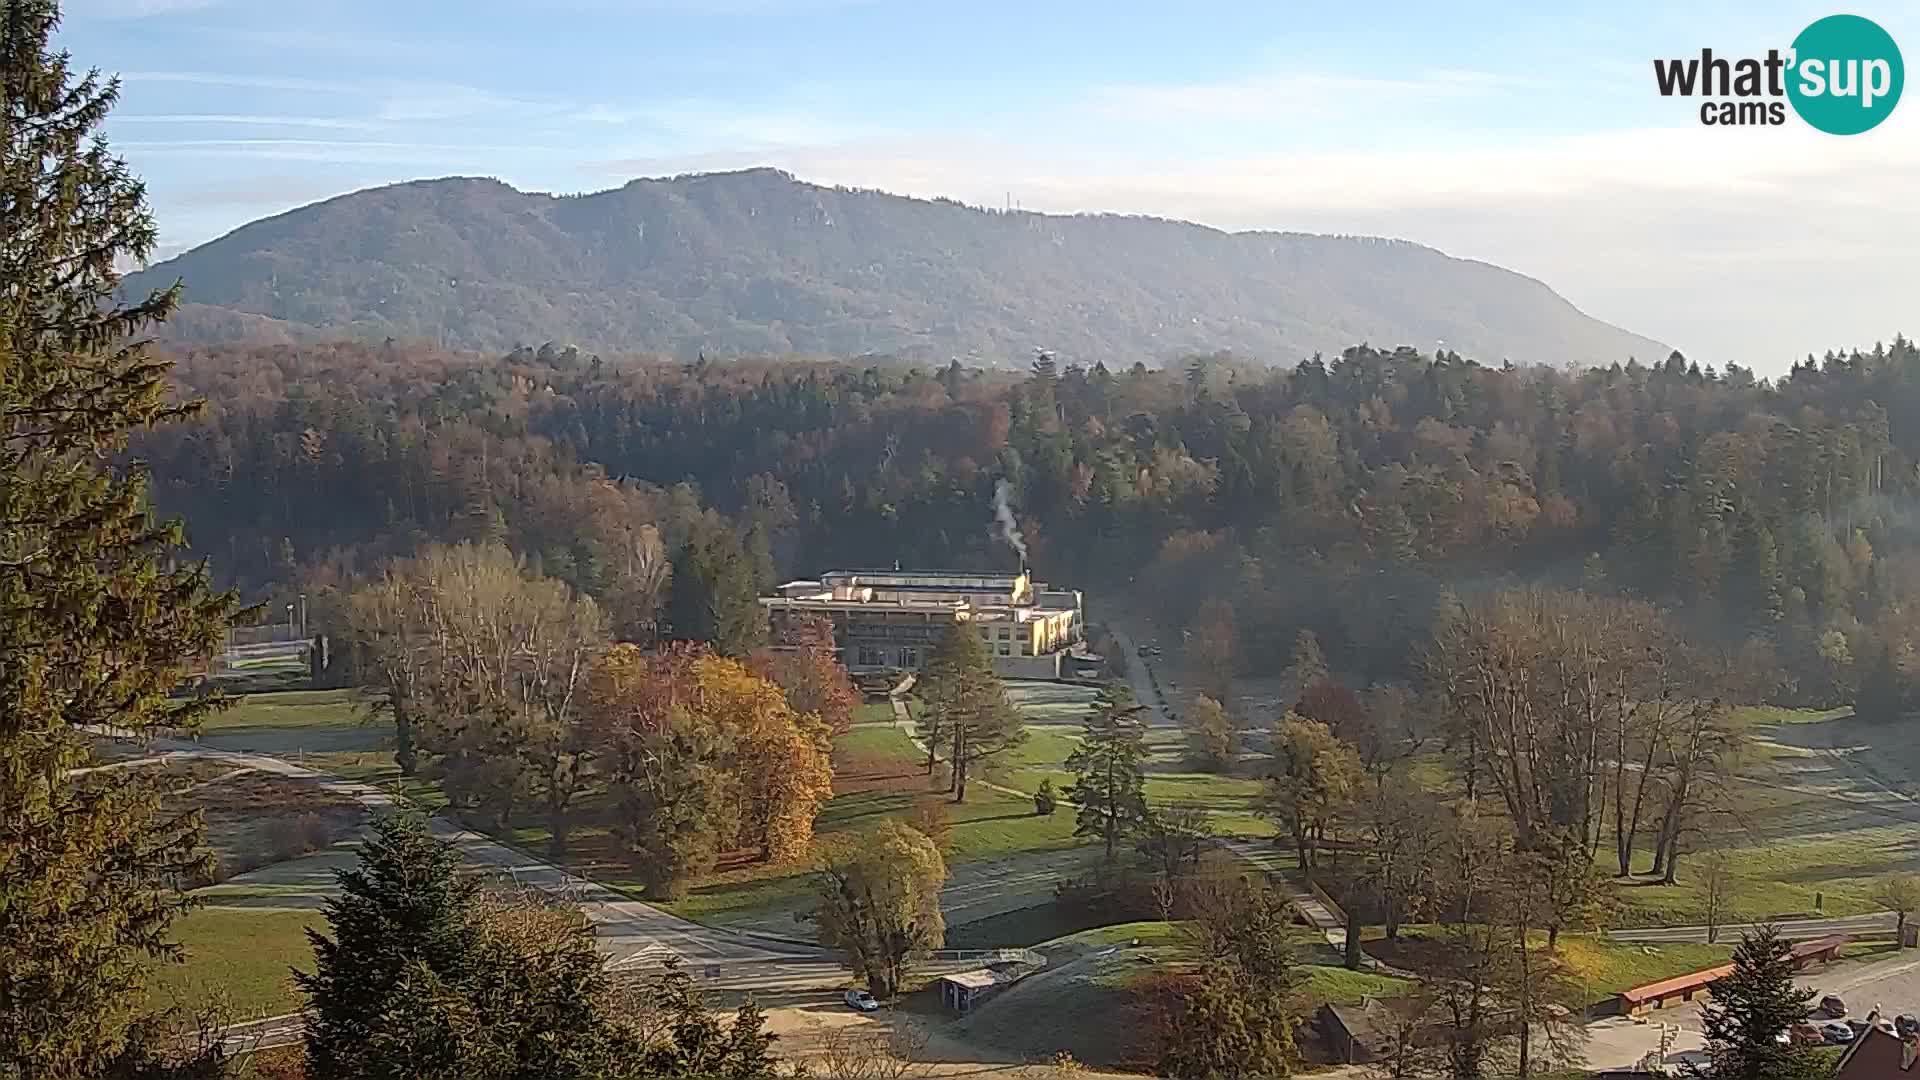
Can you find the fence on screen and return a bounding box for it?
[1308,875,1350,928]
[229,624,305,647]
[925,948,1045,967]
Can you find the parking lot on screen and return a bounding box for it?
[1585,948,1920,1071]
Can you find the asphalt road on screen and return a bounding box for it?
[139,737,839,976]
[122,737,850,1053]
[1104,625,1178,729]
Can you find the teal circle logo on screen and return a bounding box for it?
[1788,14,1903,134]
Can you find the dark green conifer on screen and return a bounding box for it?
[1,1,236,1071]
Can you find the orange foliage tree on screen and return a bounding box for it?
[691,654,834,862]
[749,613,859,736]
[587,643,833,896]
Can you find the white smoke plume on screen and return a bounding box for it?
[993,479,1028,561]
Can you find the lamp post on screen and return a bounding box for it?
[286,603,295,641]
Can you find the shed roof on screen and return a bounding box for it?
[937,968,1017,991]
[1618,935,1852,1006]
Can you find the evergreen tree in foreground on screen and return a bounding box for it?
[297,815,483,1078]
[1699,925,1823,1080]
[641,959,780,1078]
[1064,682,1150,863]
[297,815,631,1080]
[1,1,236,1073]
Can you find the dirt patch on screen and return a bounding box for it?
[161,769,368,883]
[754,994,1148,1078]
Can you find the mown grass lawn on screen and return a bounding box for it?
[661,718,1079,925]
[985,686,1278,838]
[1605,828,1897,927]
[145,906,321,1019]
[185,688,384,756]
[1037,919,1414,1005]
[1732,704,1854,726]
[1363,924,1733,1003]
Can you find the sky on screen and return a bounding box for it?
[55,0,1920,374]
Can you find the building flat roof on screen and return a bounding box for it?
[861,582,1018,594]
[937,968,1019,990]
[761,597,1075,619]
[824,568,1023,578]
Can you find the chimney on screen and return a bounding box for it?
[1903,1030,1919,1070]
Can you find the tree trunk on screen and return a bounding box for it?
[1344,906,1363,970]
[1617,735,1659,876]
[394,700,417,777]
[548,800,571,859]
[953,730,969,803]
[1463,727,1480,801]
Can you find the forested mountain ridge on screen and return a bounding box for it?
[125,168,1668,367]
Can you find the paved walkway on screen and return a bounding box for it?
[121,734,838,978]
[1219,837,1356,958]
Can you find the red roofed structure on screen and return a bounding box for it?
[1615,934,1850,1016]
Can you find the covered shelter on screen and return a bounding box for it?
[935,967,1021,1013]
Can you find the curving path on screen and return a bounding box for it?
[125,734,840,981]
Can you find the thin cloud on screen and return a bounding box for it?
[116,114,380,131]
[65,0,218,17]
[120,137,564,165]
[1088,68,1520,120]
[122,71,356,95]
[174,175,351,208]
[374,83,549,123]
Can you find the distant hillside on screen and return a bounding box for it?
[127,168,1668,366]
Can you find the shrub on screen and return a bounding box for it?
[910,798,952,851]
[1034,778,1059,816]
[265,813,333,862]
[297,812,334,853]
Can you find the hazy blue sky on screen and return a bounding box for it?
[56,0,1920,372]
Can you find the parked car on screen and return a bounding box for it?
[1822,1021,1856,1045]
[843,989,880,1013]
[1789,1022,1825,1046]
[1820,995,1849,1018]
[1897,1014,1920,1037]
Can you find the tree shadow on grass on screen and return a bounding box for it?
[954,811,1040,826]
[818,791,916,829]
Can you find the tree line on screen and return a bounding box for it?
[136,331,1920,722]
